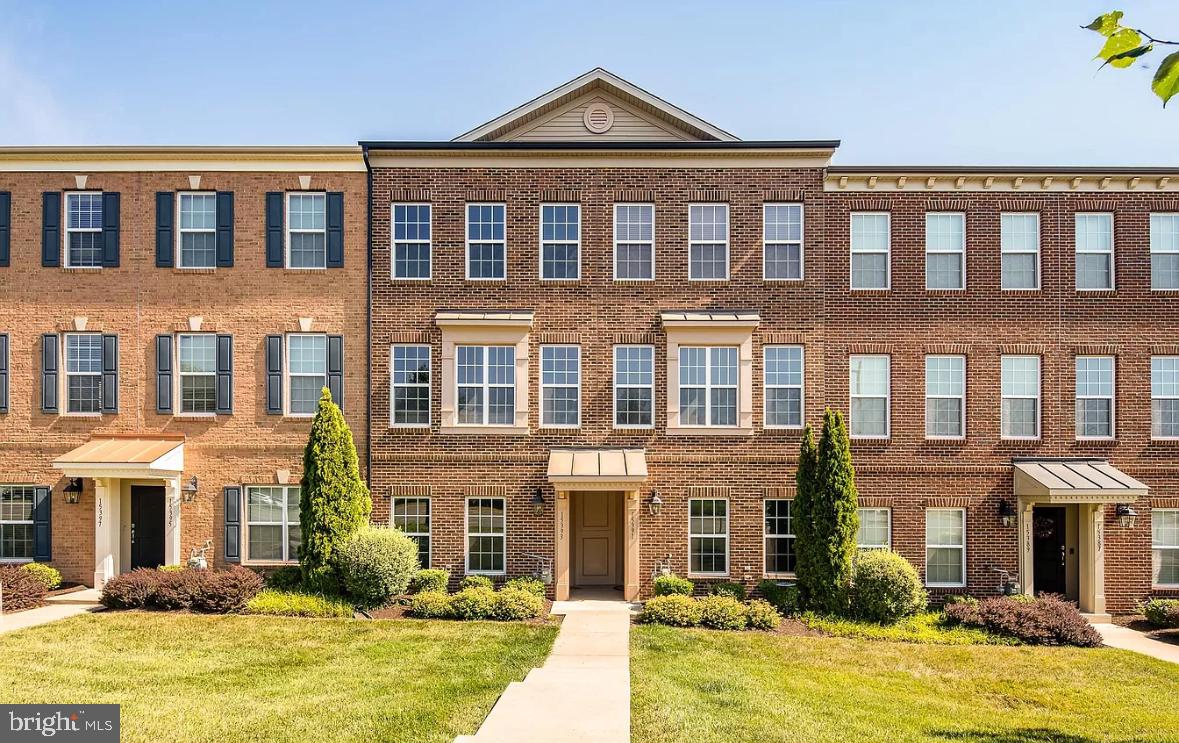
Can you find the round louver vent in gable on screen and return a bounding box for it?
[583,102,615,134]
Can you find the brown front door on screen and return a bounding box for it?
[573,492,620,586]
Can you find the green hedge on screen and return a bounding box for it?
[653,574,693,596]
[245,590,353,618]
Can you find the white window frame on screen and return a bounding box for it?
[924,211,965,291]
[1001,355,1041,440]
[679,346,739,428]
[763,499,795,578]
[764,345,804,429]
[613,344,655,430]
[455,345,516,427]
[1000,212,1041,291]
[1153,508,1179,588]
[465,203,507,281]
[390,344,431,428]
[762,203,804,281]
[286,333,327,418]
[849,354,890,439]
[857,507,892,550]
[63,191,103,269]
[391,203,432,281]
[688,204,730,281]
[613,203,655,281]
[539,344,580,428]
[176,191,217,270]
[1150,213,1179,291]
[63,332,103,416]
[539,203,581,281]
[0,484,36,563]
[392,496,431,568]
[1075,355,1115,441]
[850,211,891,290]
[925,507,966,588]
[176,333,217,416]
[1152,356,1179,440]
[1074,212,1115,291]
[924,354,966,440]
[688,497,729,578]
[244,484,301,565]
[465,496,506,576]
[285,192,327,270]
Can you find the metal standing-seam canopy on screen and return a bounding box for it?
[547,448,648,485]
[1013,458,1147,502]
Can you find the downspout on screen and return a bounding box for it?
[362,145,373,488]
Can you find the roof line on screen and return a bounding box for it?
[829,165,1179,174]
[362,140,839,151]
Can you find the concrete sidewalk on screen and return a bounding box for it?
[1093,622,1179,665]
[0,588,104,635]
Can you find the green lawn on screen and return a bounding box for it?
[0,612,557,743]
[632,625,1179,743]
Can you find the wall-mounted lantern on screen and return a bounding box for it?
[531,487,546,516]
[1115,503,1138,529]
[649,491,663,517]
[182,476,199,504]
[998,499,1016,528]
[63,478,83,505]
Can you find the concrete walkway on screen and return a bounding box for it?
[455,596,635,743]
[0,588,103,635]
[1093,622,1179,665]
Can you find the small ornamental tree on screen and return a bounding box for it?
[793,423,820,610]
[299,388,371,586]
[811,409,860,616]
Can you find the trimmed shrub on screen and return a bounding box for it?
[246,589,353,618]
[1141,598,1179,628]
[849,550,928,623]
[504,576,546,598]
[699,595,748,630]
[190,567,263,614]
[745,599,782,630]
[100,568,162,610]
[302,565,341,596]
[493,588,545,620]
[639,595,702,627]
[0,565,49,612]
[757,580,799,615]
[945,594,1101,647]
[709,581,746,601]
[22,563,62,591]
[460,575,494,591]
[409,568,450,594]
[335,526,419,608]
[151,569,205,610]
[157,564,187,573]
[264,566,304,590]
[450,587,497,620]
[653,574,693,597]
[408,591,453,619]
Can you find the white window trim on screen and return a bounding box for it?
[391,203,432,281]
[1150,213,1179,292]
[1153,508,1179,588]
[687,203,730,281]
[849,354,890,440]
[857,507,892,550]
[538,203,581,281]
[680,346,739,428]
[465,496,506,576]
[63,191,103,269]
[1151,356,1179,441]
[0,484,36,563]
[1000,212,1041,291]
[62,332,103,417]
[539,344,580,429]
[763,345,805,430]
[613,203,655,281]
[175,191,217,270]
[1075,212,1115,292]
[243,484,300,565]
[455,344,516,427]
[925,507,966,588]
[924,354,966,441]
[390,344,431,428]
[465,202,507,281]
[285,192,327,270]
[176,333,217,417]
[1075,355,1116,441]
[1001,355,1041,441]
[286,333,327,418]
[613,344,655,430]
[763,499,795,578]
[762,203,804,282]
[688,497,729,578]
[391,496,431,568]
[850,211,891,290]
[924,211,966,291]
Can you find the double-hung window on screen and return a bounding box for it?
[467,204,506,280]
[178,334,217,414]
[680,346,737,427]
[857,508,891,550]
[456,345,515,426]
[391,345,430,426]
[288,334,327,417]
[540,204,580,280]
[925,212,965,289]
[614,345,654,428]
[849,355,889,438]
[177,193,216,269]
[392,497,431,568]
[926,508,966,587]
[65,192,103,268]
[1151,213,1179,290]
[392,204,431,279]
[764,500,795,576]
[1075,356,1115,439]
[1001,355,1040,439]
[65,333,103,414]
[763,204,803,280]
[1151,356,1179,439]
[614,204,654,280]
[246,485,301,563]
[0,485,35,561]
[1153,509,1179,587]
[540,345,580,427]
[925,355,965,439]
[689,498,728,576]
[688,205,728,280]
[1075,213,1114,290]
[850,212,890,289]
[466,497,505,575]
[764,346,803,428]
[287,193,326,269]
[1001,213,1040,290]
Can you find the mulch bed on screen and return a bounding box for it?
[1112,614,1179,646]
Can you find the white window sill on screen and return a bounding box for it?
[62,412,104,418]
[466,571,505,577]
[688,573,730,579]
[666,427,754,437]
[175,413,218,419]
[440,426,527,436]
[389,423,431,430]
[281,415,315,421]
[763,573,796,580]
[613,425,655,432]
[0,558,33,564]
[243,560,298,568]
[613,278,655,283]
[926,583,966,589]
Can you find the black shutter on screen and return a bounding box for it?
[0,191,10,267]
[155,192,174,268]
[101,334,118,413]
[216,191,234,267]
[101,192,120,267]
[0,333,8,414]
[42,192,61,267]
[265,192,283,267]
[266,334,283,414]
[327,334,344,409]
[156,334,173,414]
[223,486,241,563]
[33,486,51,562]
[216,334,233,414]
[326,192,344,268]
[41,333,58,413]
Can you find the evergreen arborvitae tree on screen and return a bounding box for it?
[812,408,860,615]
[299,388,372,584]
[793,424,820,610]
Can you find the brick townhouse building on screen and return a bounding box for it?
[0,146,368,588]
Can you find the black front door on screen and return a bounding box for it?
[1032,506,1067,596]
[130,485,166,569]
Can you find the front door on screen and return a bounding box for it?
[573,492,620,586]
[130,485,166,569]
[1032,506,1067,596]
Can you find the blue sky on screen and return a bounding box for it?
[0,1,1176,165]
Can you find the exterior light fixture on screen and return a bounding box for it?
[182,476,199,503]
[63,478,83,505]
[531,487,546,516]
[649,491,663,516]
[998,499,1016,528]
[1115,503,1138,529]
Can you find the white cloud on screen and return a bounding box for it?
[0,43,80,144]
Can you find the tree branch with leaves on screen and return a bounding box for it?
[1085,10,1179,106]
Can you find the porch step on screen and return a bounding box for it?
[45,588,103,606]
